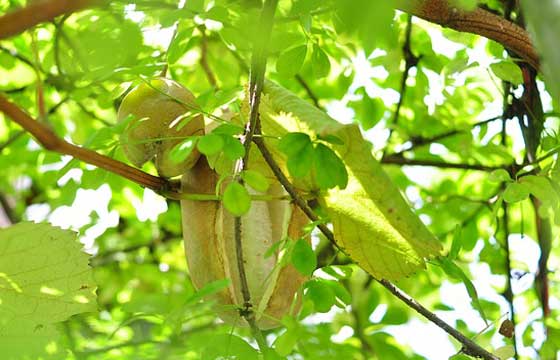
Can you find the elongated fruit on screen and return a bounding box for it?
[181,158,309,329]
[117,77,204,177]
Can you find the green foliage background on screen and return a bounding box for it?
[0,0,559,359]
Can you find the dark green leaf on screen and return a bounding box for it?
[279,133,314,178]
[241,169,270,192]
[223,182,251,216]
[448,224,462,260]
[488,169,512,183]
[490,61,523,86]
[291,239,316,276]
[277,45,307,76]
[306,279,335,313]
[223,136,246,161]
[197,133,224,155]
[503,182,530,203]
[311,44,330,78]
[313,143,348,189]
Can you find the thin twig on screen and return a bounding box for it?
[232,0,279,353]
[381,154,508,172]
[391,116,503,156]
[384,15,418,153]
[0,45,34,68]
[0,131,24,153]
[295,74,321,109]
[499,78,518,359]
[378,279,499,360]
[199,26,218,88]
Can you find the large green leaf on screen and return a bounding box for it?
[0,222,97,358]
[259,81,442,280]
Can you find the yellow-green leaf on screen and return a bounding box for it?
[258,81,442,281]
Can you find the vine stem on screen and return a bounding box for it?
[231,0,279,353]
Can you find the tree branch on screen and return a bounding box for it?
[231,0,279,353]
[385,15,418,153]
[392,116,503,156]
[0,0,102,41]
[295,75,321,109]
[0,94,175,194]
[381,154,507,172]
[199,26,218,89]
[0,0,539,75]
[397,0,539,70]
[378,279,499,359]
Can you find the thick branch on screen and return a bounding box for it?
[0,0,101,40]
[0,94,173,193]
[398,0,539,70]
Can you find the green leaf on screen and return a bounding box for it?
[241,169,270,192]
[223,136,246,161]
[167,25,195,64]
[311,44,330,78]
[260,81,442,280]
[279,132,314,178]
[490,61,523,86]
[448,224,462,260]
[274,322,301,357]
[488,169,512,183]
[494,345,515,360]
[350,89,385,130]
[185,279,231,305]
[169,137,197,163]
[277,44,307,76]
[202,334,260,360]
[291,238,316,276]
[0,223,96,358]
[223,182,251,216]
[448,355,472,360]
[503,182,530,203]
[317,134,345,146]
[438,257,487,323]
[324,279,352,306]
[197,133,224,155]
[306,279,336,313]
[381,306,408,325]
[313,143,348,189]
[212,123,245,135]
[278,132,312,157]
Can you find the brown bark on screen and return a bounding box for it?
[0,0,101,41]
[398,0,539,70]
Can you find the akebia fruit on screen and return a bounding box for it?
[117,77,204,177]
[181,158,309,329]
[117,78,309,328]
